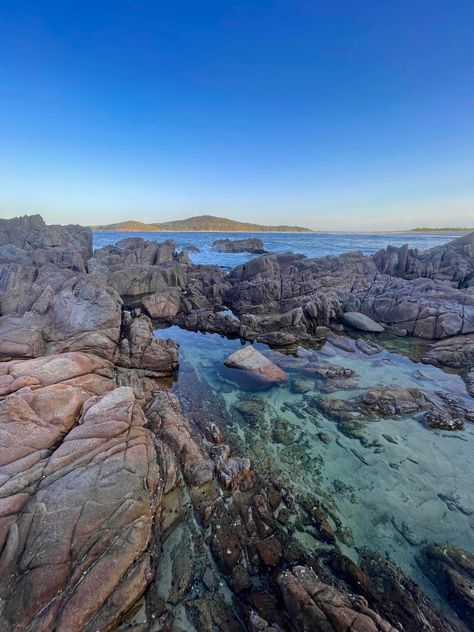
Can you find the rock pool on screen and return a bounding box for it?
[156,325,474,614]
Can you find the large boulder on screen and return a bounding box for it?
[224,346,287,386]
[341,311,385,333]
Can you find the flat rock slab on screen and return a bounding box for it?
[342,311,385,333]
[224,346,287,385]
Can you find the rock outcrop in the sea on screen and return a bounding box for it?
[373,231,474,287]
[0,215,471,632]
[224,241,474,343]
[212,237,266,254]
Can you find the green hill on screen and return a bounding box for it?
[93,214,312,233]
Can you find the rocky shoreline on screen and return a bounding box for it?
[0,215,472,631]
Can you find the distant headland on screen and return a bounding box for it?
[91,214,313,233]
[409,226,473,233]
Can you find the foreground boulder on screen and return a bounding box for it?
[224,346,287,386]
[0,387,159,632]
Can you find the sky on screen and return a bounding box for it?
[0,1,473,230]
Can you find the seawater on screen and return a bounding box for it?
[155,326,474,609]
[93,230,459,268]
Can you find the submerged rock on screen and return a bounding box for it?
[272,417,298,445]
[289,377,313,393]
[356,337,382,355]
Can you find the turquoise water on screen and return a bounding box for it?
[155,326,474,608]
[93,230,459,268]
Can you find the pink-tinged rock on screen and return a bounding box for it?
[0,387,159,632]
[142,288,181,319]
[276,565,399,632]
[224,346,287,386]
[2,351,113,386]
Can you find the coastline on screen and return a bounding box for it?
[1,214,473,632]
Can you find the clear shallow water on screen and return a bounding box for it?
[155,326,474,607]
[93,230,460,268]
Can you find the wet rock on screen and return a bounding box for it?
[328,334,356,352]
[465,369,474,397]
[362,387,430,416]
[356,337,382,355]
[420,543,474,628]
[305,363,354,379]
[255,534,282,567]
[224,346,287,386]
[342,311,385,333]
[422,334,474,369]
[213,237,266,254]
[276,565,398,632]
[255,331,298,346]
[425,409,464,431]
[218,456,252,490]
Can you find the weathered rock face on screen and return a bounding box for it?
[0,214,92,256]
[141,288,181,320]
[222,238,474,348]
[0,386,159,632]
[373,231,474,288]
[0,214,92,280]
[212,237,266,253]
[224,345,288,386]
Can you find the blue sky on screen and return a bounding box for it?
[0,1,473,230]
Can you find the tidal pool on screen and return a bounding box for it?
[155,325,474,608]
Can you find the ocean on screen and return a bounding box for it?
[92,230,460,268]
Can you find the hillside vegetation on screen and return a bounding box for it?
[92,214,312,232]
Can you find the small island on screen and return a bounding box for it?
[92,214,312,233]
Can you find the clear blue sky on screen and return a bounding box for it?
[0,1,473,230]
